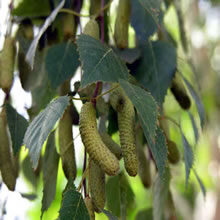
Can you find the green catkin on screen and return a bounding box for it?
[114,0,131,48]
[170,74,191,110]
[110,85,138,177]
[0,36,15,93]
[58,104,77,180]
[167,139,180,164]
[0,107,16,191]
[89,160,105,213]
[100,132,122,160]
[79,102,120,176]
[84,196,95,220]
[83,19,100,40]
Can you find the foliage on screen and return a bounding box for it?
[0,0,209,219]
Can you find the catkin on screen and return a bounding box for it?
[114,0,131,48]
[170,74,191,110]
[0,36,15,93]
[58,104,77,180]
[84,196,95,220]
[79,102,120,176]
[0,107,16,191]
[89,160,105,213]
[100,132,122,160]
[110,85,138,177]
[167,139,180,164]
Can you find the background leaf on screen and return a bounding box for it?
[153,168,170,220]
[59,181,90,220]
[181,75,205,128]
[12,0,50,17]
[102,209,119,220]
[76,34,129,88]
[46,42,80,89]
[131,0,162,42]
[23,96,69,169]
[106,173,135,217]
[135,208,153,220]
[188,112,199,144]
[6,103,28,155]
[41,131,59,217]
[25,0,65,68]
[180,128,194,187]
[130,41,176,106]
[193,169,206,198]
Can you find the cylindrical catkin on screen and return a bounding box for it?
[0,37,15,93]
[0,107,17,191]
[110,85,138,177]
[79,102,119,176]
[167,139,180,164]
[114,0,131,48]
[84,196,95,220]
[100,132,122,160]
[89,160,105,212]
[58,104,77,180]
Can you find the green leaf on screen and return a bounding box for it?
[102,209,119,220]
[131,0,162,42]
[131,41,176,106]
[12,0,51,17]
[119,80,167,176]
[138,0,163,25]
[153,168,170,220]
[59,181,90,220]
[135,208,153,220]
[145,127,168,177]
[23,96,69,169]
[180,128,194,187]
[193,169,206,198]
[46,42,80,89]
[20,193,37,201]
[188,112,199,144]
[106,173,135,217]
[76,34,129,88]
[181,75,205,129]
[41,131,59,218]
[6,103,28,155]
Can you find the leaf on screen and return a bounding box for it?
[145,127,168,177]
[153,168,170,220]
[20,193,37,201]
[12,0,51,17]
[23,96,69,169]
[6,103,28,155]
[106,173,135,217]
[41,131,59,218]
[188,112,199,144]
[46,42,80,89]
[193,169,206,198]
[25,0,65,69]
[102,209,119,220]
[181,75,205,129]
[131,0,162,42]
[22,155,40,188]
[138,0,163,23]
[180,128,194,188]
[135,208,153,220]
[76,34,129,88]
[59,181,90,220]
[131,41,177,106]
[113,47,141,64]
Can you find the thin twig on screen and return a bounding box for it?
[95,84,120,101]
[164,116,180,128]
[77,166,89,192]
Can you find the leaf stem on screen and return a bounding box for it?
[94,84,120,101]
[164,116,180,128]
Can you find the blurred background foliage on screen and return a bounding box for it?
[0,0,220,219]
